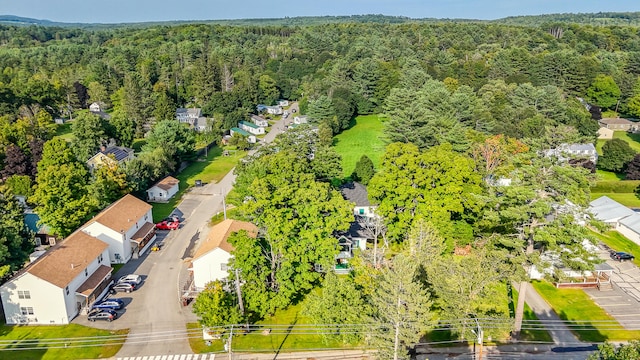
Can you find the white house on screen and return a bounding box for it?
[589,196,640,246]
[191,219,258,291]
[278,100,289,107]
[250,115,269,127]
[589,196,636,227]
[294,115,308,125]
[257,104,283,115]
[239,121,265,135]
[81,194,156,264]
[0,231,112,325]
[176,108,202,123]
[230,127,256,143]
[341,182,376,218]
[89,102,102,112]
[86,146,135,171]
[147,176,180,202]
[544,143,598,164]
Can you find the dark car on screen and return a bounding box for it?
[163,215,180,223]
[110,282,136,293]
[91,298,124,311]
[87,309,118,322]
[610,251,635,262]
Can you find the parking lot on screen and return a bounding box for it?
[583,244,640,330]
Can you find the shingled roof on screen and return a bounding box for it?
[340,182,372,207]
[193,219,258,260]
[89,194,151,232]
[27,231,108,288]
[152,176,179,191]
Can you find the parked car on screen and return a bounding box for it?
[117,274,142,285]
[88,309,118,322]
[163,215,180,223]
[155,220,179,230]
[91,298,124,311]
[611,251,635,262]
[110,282,136,293]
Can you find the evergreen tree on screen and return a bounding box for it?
[352,154,375,185]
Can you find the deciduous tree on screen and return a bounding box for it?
[599,138,636,173]
[193,280,243,330]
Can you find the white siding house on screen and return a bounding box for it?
[294,115,308,125]
[191,219,257,291]
[1,232,111,325]
[81,194,155,264]
[239,121,265,135]
[230,127,256,143]
[147,176,180,202]
[589,196,640,246]
[250,115,269,127]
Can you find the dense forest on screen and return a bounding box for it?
[0,14,640,352]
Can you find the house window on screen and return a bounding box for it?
[98,254,103,263]
[18,290,31,299]
[220,263,228,271]
[20,307,34,315]
[85,269,88,276]
[359,208,365,215]
[65,286,69,295]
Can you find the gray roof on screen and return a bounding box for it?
[620,213,640,235]
[589,196,635,222]
[102,146,133,162]
[562,143,596,152]
[195,116,208,129]
[176,108,202,117]
[340,182,371,207]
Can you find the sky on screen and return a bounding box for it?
[0,0,638,24]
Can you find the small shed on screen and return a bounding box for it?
[597,127,614,140]
[147,176,180,202]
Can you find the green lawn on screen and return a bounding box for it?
[333,114,386,178]
[189,302,354,354]
[596,169,624,181]
[510,287,553,343]
[152,147,246,222]
[532,281,640,341]
[592,230,640,267]
[591,193,640,207]
[597,131,640,155]
[0,324,127,360]
[53,121,74,142]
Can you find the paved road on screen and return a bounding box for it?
[113,111,291,357]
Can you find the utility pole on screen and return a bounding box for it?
[227,324,233,360]
[472,317,484,360]
[234,268,244,315]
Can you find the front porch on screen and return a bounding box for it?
[131,222,156,257]
[554,263,614,291]
[76,265,113,315]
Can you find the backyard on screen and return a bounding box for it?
[333,114,386,178]
[592,132,640,207]
[152,146,246,222]
[592,230,640,267]
[0,323,127,360]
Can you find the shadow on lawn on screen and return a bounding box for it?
[273,315,298,359]
[557,310,607,342]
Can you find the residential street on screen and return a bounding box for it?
[109,113,290,357]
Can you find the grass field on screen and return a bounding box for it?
[532,281,640,341]
[152,147,246,222]
[596,131,640,154]
[591,193,640,207]
[0,324,127,360]
[333,114,386,178]
[53,121,74,141]
[189,301,353,354]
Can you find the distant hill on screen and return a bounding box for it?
[494,12,640,27]
[1,12,639,29]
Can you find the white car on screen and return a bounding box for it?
[118,274,142,285]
